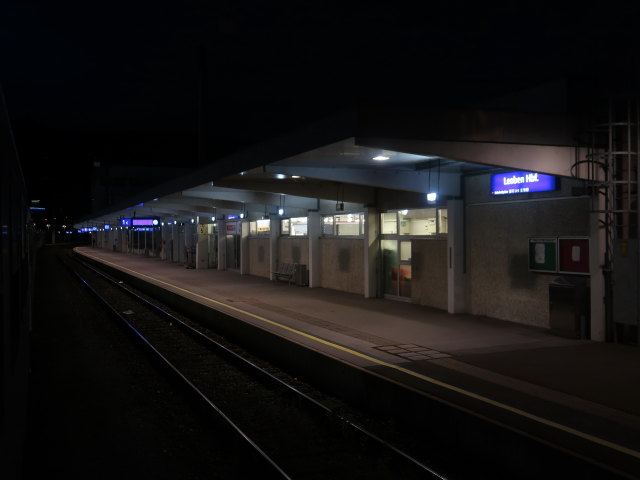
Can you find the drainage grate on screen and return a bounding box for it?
[373,344,451,361]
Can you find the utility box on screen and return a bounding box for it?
[295,264,309,286]
[549,277,590,339]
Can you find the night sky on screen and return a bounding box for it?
[2,1,638,220]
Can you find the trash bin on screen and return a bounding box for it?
[549,276,590,339]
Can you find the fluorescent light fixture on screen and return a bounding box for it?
[427,192,438,202]
[373,155,389,161]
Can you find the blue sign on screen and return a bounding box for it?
[104,224,110,230]
[227,214,239,220]
[120,218,131,226]
[491,171,556,195]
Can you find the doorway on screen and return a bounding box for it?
[381,239,412,299]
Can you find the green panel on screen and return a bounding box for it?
[529,238,557,272]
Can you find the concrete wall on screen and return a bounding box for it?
[248,237,270,279]
[465,175,590,327]
[411,239,448,310]
[320,238,364,295]
[278,237,309,266]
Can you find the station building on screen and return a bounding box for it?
[75,99,640,345]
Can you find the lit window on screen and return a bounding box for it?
[381,208,448,236]
[322,213,364,236]
[290,217,308,236]
[381,212,397,234]
[250,219,271,236]
[281,219,290,235]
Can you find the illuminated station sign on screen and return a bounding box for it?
[121,218,159,226]
[132,218,159,226]
[491,171,556,195]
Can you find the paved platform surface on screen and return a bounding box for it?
[75,246,640,478]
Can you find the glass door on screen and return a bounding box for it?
[381,239,398,296]
[381,239,412,299]
[225,222,241,270]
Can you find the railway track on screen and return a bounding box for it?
[62,253,449,479]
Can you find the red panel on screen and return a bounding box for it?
[558,238,589,274]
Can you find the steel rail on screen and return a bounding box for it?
[75,254,447,479]
[61,255,292,479]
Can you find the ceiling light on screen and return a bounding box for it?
[373,155,389,161]
[427,192,438,202]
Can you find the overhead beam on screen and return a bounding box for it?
[358,137,588,179]
[263,165,460,196]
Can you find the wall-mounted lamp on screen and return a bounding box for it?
[278,195,285,216]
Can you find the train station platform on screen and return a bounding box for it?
[74,246,640,479]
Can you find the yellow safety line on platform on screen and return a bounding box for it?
[80,249,640,461]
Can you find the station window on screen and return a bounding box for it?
[322,213,364,236]
[381,212,398,234]
[381,208,448,236]
[249,219,271,236]
[290,217,308,236]
[281,219,290,235]
[281,217,308,236]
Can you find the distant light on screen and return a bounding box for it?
[211,216,216,221]
[427,192,437,202]
[275,174,286,179]
[239,213,245,219]
[278,208,284,216]
[29,207,45,211]
[400,209,408,215]
[191,218,194,223]
[239,171,246,176]
[153,198,159,201]
[161,222,164,226]
[152,219,159,226]
[291,175,301,179]
[373,155,389,161]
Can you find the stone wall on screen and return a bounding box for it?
[319,238,364,295]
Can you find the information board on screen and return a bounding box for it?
[558,237,590,274]
[528,238,557,272]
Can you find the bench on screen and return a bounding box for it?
[272,262,297,284]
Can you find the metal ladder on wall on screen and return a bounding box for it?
[573,97,640,342]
